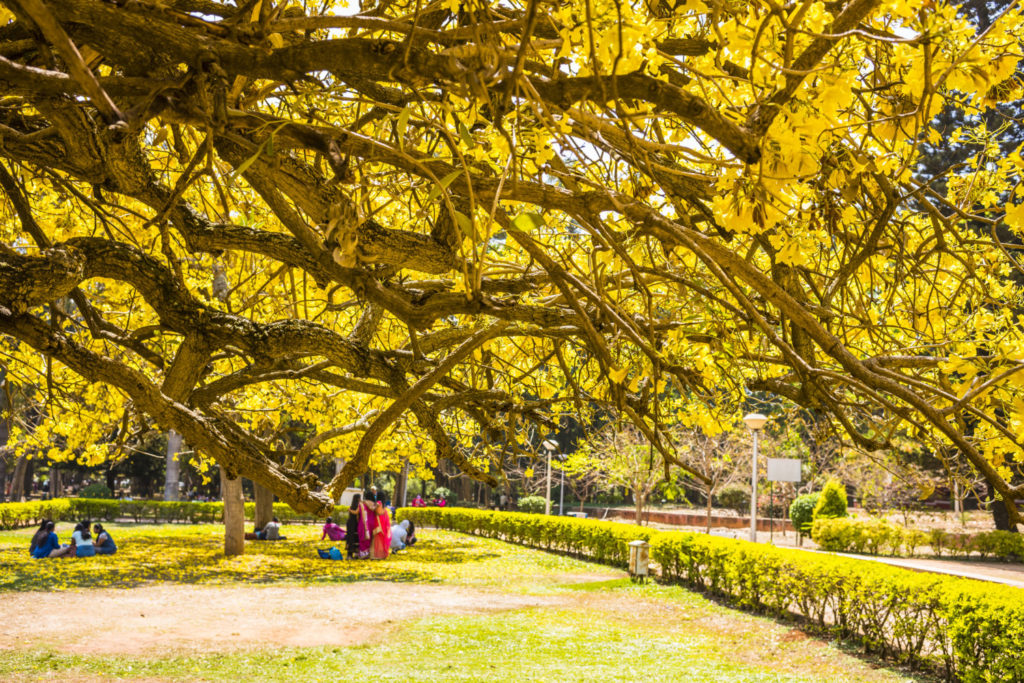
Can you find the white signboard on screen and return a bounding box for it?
[767,458,802,483]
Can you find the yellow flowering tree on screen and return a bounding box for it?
[0,0,1022,533]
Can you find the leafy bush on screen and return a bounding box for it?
[715,485,750,515]
[79,483,114,499]
[399,507,1024,682]
[516,495,547,514]
[0,498,323,529]
[812,517,904,556]
[974,531,1023,562]
[812,517,1024,563]
[929,529,951,557]
[0,499,72,530]
[812,480,847,519]
[789,493,819,538]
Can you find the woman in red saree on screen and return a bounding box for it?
[371,501,392,559]
[357,499,376,558]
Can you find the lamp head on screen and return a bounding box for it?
[743,413,768,431]
[542,439,559,452]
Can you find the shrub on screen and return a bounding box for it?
[811,517,904,556]
[79,483,114,499]
[398,506,1024,682]
[903,529,928,558]
[788,493,819,538]
[516,495,547,514]
[974,530,1023,562]
[812,480,847,520]
[929,529,951,557]
[715,485,750,515]
[0,498,324,529]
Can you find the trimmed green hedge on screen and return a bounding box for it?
[398,507,1024,683]
[812,517,1023,562]
[396,506,656,566]
[0,498,322,529]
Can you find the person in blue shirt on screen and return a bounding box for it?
[30,521,72,559]
[93,523,117,555]
[28,520,50,556]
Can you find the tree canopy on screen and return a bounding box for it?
[1,0,1023,525]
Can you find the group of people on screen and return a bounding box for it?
[409,495,446,508]
[29,519,117,559]
[320,486,417,560]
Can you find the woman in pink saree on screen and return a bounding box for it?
[371,501,392,559]
[356,499,376,558]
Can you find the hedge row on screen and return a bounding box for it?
[0,498,322,529]
[398,507,1024,683]
[811,517,1024,562]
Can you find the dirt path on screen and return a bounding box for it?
[0,582,562,655]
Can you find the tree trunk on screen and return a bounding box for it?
[22,458,33,497]
[396,459,409,508]
[164,430,182,501]
[253,481,274,529]
[988,481,1016,532]
[634,491,644,526]
[706,492,713,533]
[9,455,28,501]
[0,452,7,503]
[220,468,245,556]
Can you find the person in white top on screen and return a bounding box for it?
[72,521,95,557]
[390,519,417,551]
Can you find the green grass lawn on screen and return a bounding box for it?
[0,523,929,682]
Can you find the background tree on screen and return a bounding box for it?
[666,417,747,532]
[567,422,665,525]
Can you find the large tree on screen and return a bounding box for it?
[1,0,1023,528]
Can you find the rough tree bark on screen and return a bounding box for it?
[253,482,274,530]
[9,455,28,502]
[221,467,245,556]
[163,430,182,502]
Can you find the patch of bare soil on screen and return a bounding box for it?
[0,582,560,656]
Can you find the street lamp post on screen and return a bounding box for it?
[743,413,768,543]
[542,439,558,515]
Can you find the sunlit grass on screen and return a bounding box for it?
[0,606,921,683]
[0,523,926,682]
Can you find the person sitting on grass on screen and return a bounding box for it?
[28,519,51,557]
[321,517,345,542]
[390,519,417,552]
[31,521,73,559]
[258,517,284,541]
[72,521,96,557]
[93,523,117,555]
